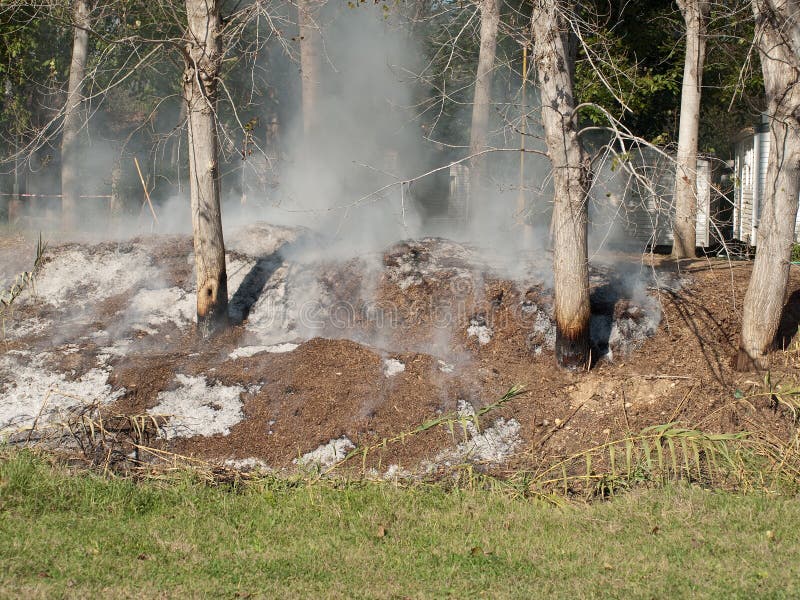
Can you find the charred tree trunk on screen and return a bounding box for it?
[532,0,591,371]
[735,0,800,370]
[672,0,710,259]
[60,0,90,231]
[298,0,322,138]
[183,0,228,336]
[468,0,501,217]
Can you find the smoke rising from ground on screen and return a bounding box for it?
[0,1,671,376]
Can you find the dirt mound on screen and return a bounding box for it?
[2,230,799,477]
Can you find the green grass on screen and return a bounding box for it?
[1,450,799,598]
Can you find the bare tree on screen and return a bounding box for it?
[61,0,90,230]
[468,0,502,215]
[672,0,710,259]
[735,0,800,370]
[532,0,591,371]
[183,0,228,336]
[298,0,323,137]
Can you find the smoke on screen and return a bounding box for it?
[3,0,671,377]
[264,4,427,257]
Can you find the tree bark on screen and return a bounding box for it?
[532,0,591,371]
[672,0,710,259]
[468,0,501,218]
[298,0,323,139]
[109,154,123,221]
[735,0,800,370]
[183,0,228,336]
[60,0,90,231]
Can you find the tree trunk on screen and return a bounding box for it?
[672,0,709,259]
[183,0,228,336]
[298,0,322,138]
[109,154,123,222]
[468,0,501,219]
[735,0,800,370]
[60,0,90,231]
[532,0,591,371]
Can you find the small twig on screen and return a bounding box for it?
[536,401,587,450]
[669,384,696,423]
[621,387,630,431]
[25,389,55,445]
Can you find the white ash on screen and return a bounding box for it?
[125,287,195,332]
[228,343,299,360]
[227,256,258,285]
[467,317,493,345]
[294,436,355,469]
[385,238,476,290]
[609,313,659,355]
[590,295,661,361]
[0,316,52,340]
[149,374,245,439]
[383,358,406,377]
[96,339,134,365]
[224,223,300,258]
[241,263,296,340]
[435,400,522,466]
[28,244,157,307]
[223,457,271,472]
[0,353,124,435]
[437,360,454,373]
[526,309,557,355]
[382,464,413,480]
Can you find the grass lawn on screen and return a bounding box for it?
[1,450,798,598]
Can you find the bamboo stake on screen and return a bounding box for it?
[133,156,160,226]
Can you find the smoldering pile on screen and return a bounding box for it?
[378,238,669,361]
[0,227,674,454]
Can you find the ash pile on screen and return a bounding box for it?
[0,228,674,453]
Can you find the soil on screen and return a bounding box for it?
[2,228,800,477]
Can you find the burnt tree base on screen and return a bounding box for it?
[196,275,229,339]
[555,325,590,372]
